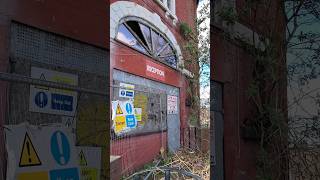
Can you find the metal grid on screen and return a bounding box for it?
[110,84,167,176]
[10,23,107,76]
[0,72,109,179]
[0,22,110,179]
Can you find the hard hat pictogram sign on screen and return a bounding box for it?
[116,103,123,115]
[78,150,88,166]
[19,133,42,167]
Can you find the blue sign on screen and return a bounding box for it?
[50,168,79,180]
[119,89,134,98]
[126,115,136,128]
[120,90,126,96]
[35,92,48,108]
[126,91,134,97]
[50,131,70,165]
[51,94,73,111]
[125,103,133,114]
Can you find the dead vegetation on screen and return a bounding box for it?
[163,149,210,179]
[124,148,209,180]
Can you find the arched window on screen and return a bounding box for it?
[116,19,178,68]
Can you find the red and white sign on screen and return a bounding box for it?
[167,95,178,114]
[146,61,165,81]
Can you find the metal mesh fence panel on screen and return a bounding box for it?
[0,72,109,180]
[110,84,168,176]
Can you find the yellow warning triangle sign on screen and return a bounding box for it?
[19,133,41,167]
[39,73,46,81]
[116,103,123,115]
[79,150,87,166]
[35,73,49,90]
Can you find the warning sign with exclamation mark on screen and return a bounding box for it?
[19,133,42,167]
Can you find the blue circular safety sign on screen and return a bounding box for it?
[120,90,125,96]
[125,103,132,114]
[50,131,70,166]
[35,92,48,108]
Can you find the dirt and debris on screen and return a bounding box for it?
[124,148,210,180]
[163,149,210,179]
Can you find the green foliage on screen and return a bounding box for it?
[247,81,260,98]
[217,6,237,26]
[180,22,193,39]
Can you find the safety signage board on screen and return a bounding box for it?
[49,167,79,180]
[5,123,80,180]
[119,89,134,98]
[78,150,88,166]
[119,83,135,99]
[17,171,48,180]
[112,100,137,134]
[125,102,133,115]
[112,100,134,116]
[19,133,42,167]
[134,94,148,125]
[134,108,142,121]
[29,67,78,116]
[116,103,123,115]
[50,130,71,166]
[126,115,136,128]
[76,147,101,180]
[114,116,126,133]
[80,168,98,180]
[167,95,178,114]
[120,82,134,90]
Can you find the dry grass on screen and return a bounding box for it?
[162,148,210,179]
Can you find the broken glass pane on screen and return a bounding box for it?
[116,24,147,53]
[151,31,166,53]
[127,21,148,48]
[139,23,152,51]
[160,55,177,67]
[159,44,174,57]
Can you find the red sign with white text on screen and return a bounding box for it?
[145,61,166,81]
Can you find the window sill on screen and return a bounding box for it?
[154,0,178,25]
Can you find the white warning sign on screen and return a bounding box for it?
[29,67,78,116]
[5,123,80,180]
[167,95,178,114]
[112,100,137,134]
[77,147,101,180]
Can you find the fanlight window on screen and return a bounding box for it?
[116,20,177,68]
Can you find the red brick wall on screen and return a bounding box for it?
[109,0,197,176]
[110,0,197,167]
[0,0,108,178]
[236,0,285,39]
[111,132,167,175]
[110,0,197,33]
[211,1,286,179]
[0,0,108,49]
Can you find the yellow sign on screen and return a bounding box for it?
[114,116,126,133]
[17,172,48,180]
[116,104,123,115]
[135,115,142,121]
[35,73,49,90]
[80,168,98,180]
[134,94,148,124]
[19,133,41,167]
[134,108,142,121]
[79,150,88,166]
[52,75,77,94]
